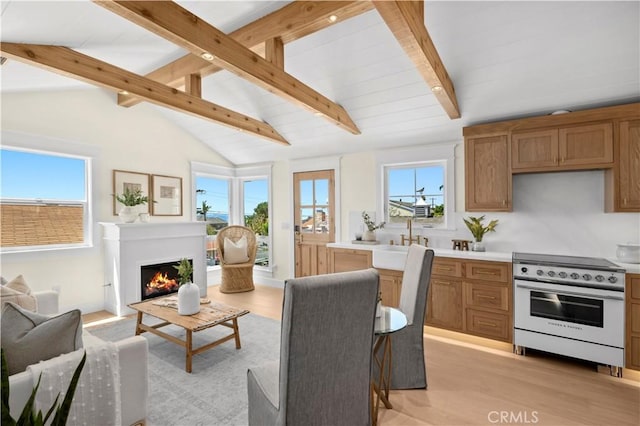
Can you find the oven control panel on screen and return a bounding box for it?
[514,264,625,291]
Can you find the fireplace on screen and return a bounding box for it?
[140,259,192,300]
[100,222,207,316]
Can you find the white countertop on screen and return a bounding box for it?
[327,242,640,274]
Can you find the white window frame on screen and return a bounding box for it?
[1,131,97,254]
[191,162,273,272]
[375,143,456,231]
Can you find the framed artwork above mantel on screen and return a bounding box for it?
[151,174,182,216]
[112,169,150,215]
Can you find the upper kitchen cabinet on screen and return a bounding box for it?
[464,102,639,213]
[512,123,613,173]
[464,134,512,212]
[606,119,640,212]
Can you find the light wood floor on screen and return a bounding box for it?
[83,285,640,426]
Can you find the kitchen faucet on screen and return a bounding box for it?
[401,219,424,246]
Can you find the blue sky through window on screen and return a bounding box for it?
[388,165,444,207]
[1,149,86,200]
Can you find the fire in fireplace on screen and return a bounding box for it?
[140,259,192,300]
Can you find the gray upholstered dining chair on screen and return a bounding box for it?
[384,244,434,389]
[247,268,380,426]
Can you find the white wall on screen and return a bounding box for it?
[338,146,640,259]
[1,89,230,313]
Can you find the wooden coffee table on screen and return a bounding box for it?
[128,296,249,373]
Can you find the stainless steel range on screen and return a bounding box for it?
[512,252,626,376]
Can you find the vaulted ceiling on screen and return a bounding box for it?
[2,1,639,165]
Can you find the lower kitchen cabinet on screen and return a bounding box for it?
[378,268,402,308]
[426,257,513,343]
[426,276,463,331]
[327,247,372,273]
[626,273,640,370]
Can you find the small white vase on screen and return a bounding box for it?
[471,240,485,252]
[375,301,382,317]
[178,282,200,315]
[118,206,138,223]
[363,230,376,241]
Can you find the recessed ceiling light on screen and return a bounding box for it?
[328,15,338,23]
[314,112,323,117]
[431,85,443,92]
[201,52,215,61]
[119,90,129,95]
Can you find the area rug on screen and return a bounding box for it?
[88,313,280,426]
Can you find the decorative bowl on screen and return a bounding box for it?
[616,243,640,264]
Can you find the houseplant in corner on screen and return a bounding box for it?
[173,258,200,315]
[463,215,499,252]
[114,188,150,223]
[362,211,385,242]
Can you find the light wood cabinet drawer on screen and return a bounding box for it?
[432,258,463,278]
[465,282,509,312]
[465,261,509,283]
[466,309,510,342]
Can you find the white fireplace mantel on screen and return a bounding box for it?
[100,222,207,316]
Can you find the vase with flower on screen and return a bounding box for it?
[463,215,499,252]
[362,211,385,242]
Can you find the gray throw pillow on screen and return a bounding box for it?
[1,302,83,375]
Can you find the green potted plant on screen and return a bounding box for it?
[463,215,498,252]
[362,211,385,242]
[173,258,199,315]
[114,188,150,223]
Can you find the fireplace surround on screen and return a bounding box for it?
[100,222,206,316]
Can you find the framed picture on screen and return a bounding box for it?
[151,174,183,216]
[113,170,150,215]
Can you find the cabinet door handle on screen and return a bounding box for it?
[478,294,497,300]
[477,320,497,327]
[623,198,627,205]
[502,199,506,206]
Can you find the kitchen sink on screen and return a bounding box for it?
[372,245,408,270]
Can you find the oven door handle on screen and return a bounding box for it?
[515,283,625,301]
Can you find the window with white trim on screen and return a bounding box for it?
[192,162,272,270]
[385,162,445,226]
[1,147,91,251]
[377,144,455,230]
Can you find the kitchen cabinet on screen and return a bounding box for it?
[464,134,511,212]
[463,102,639,213]
[327,247,372,273]
[626,274,640,371]
[426,257,512,342]
[512,123,613,172]
[426,257,464,331]
[378,268,402,308]
[426,275,464,331]
[607,119,640,212]
[463,261,511,342]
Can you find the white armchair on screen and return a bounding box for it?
[5,290,149,426]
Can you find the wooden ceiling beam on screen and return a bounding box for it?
[185,73,201,98]
[265,37,284,70]
[0,42,289,145]
[116,1,374,108]
[373,0,460,119]
[95,1,360,134]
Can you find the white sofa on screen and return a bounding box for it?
[6,292,148,426]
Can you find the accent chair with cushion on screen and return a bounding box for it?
[247,268,380,426]
[216,225,257,293]
[379,244,434,389]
